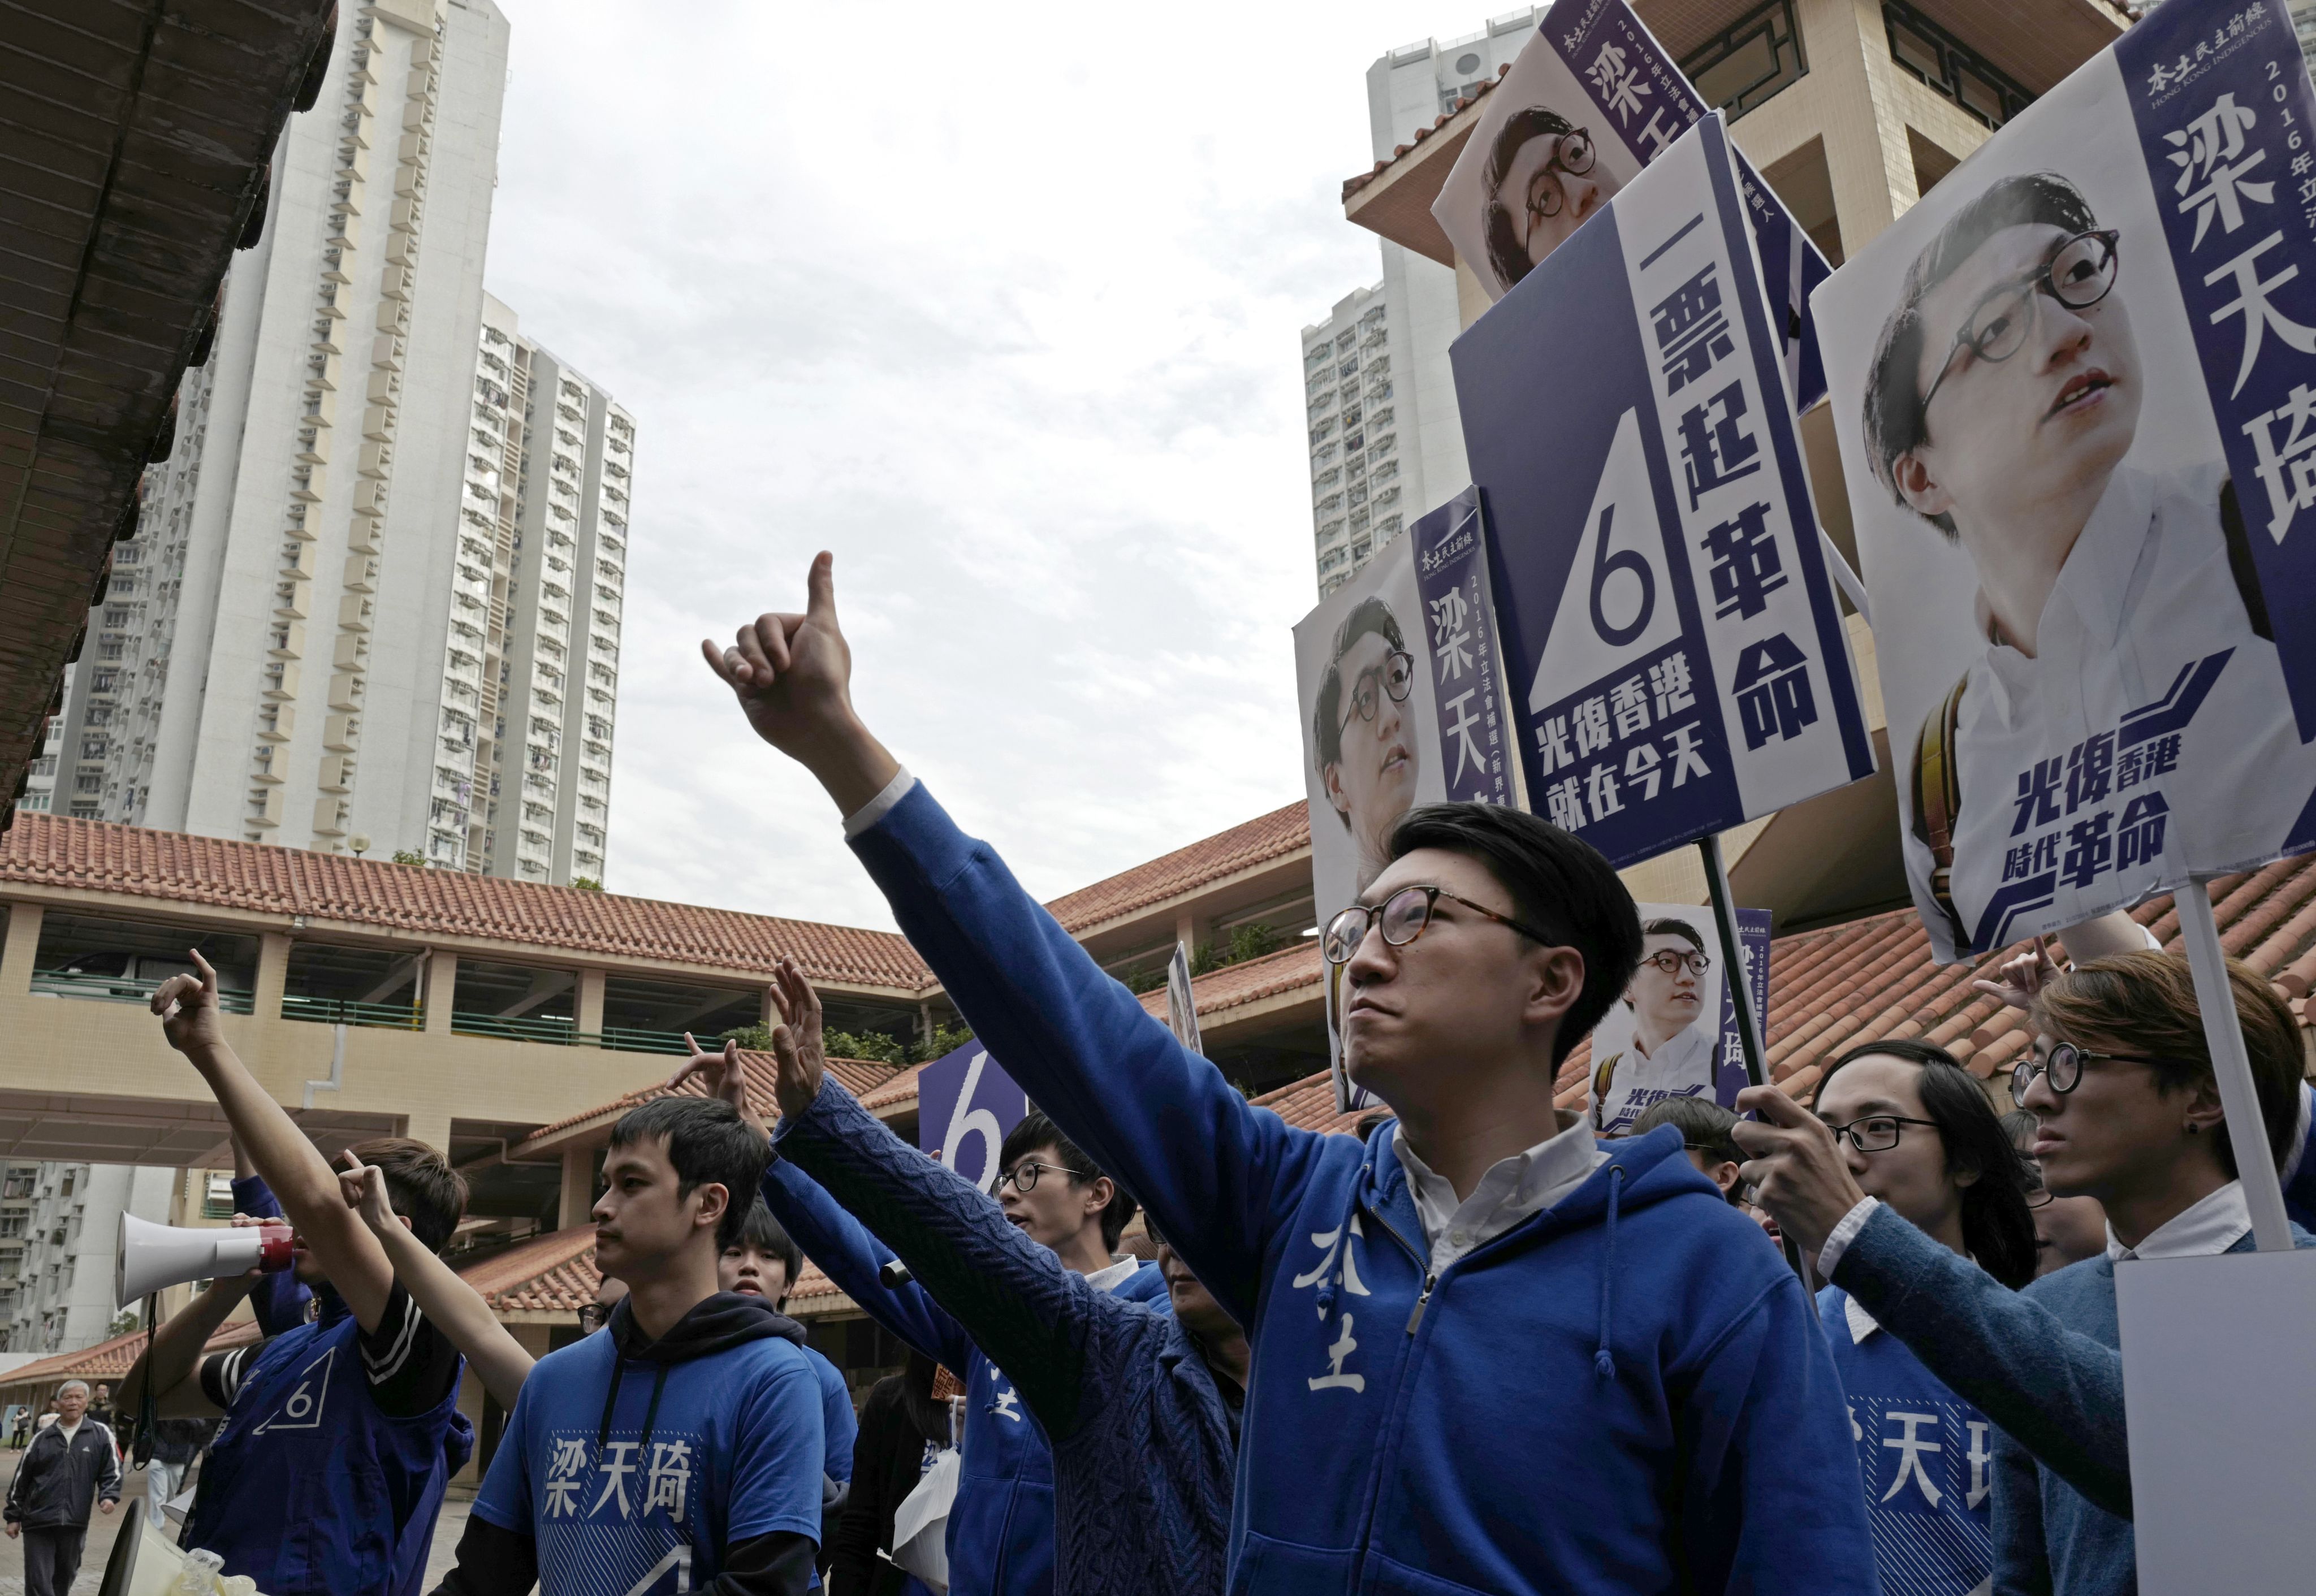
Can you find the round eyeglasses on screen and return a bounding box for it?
[1920,229,2120,420]
[2010,1041,2167,1102]
[1001,1160,1091,1195]
[1821,1114,1940,1154]
[1640,949,1710,978]
[1525,128,1597,220]
[1337,650,1414,732]
[1321,884,1555,966]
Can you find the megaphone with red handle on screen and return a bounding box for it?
[116,1212,293,1309]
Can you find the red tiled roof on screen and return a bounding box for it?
[0,812,929,989]
[1044,803,1308,933]
[0,1317,262,1396]
[859,1062,930,1114]
[1137,942,1321,1022]
[1343,63,1508,202]
[1251,858,2316,1129]
[521,1050,905,1142]
[457,1221,842,1316]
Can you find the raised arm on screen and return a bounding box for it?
[337,1152,533,1408]
[699,557,1333,1322]
[151,953,399,1333]
[753,973,1117,1438]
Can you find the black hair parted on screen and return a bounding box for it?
[347,1136,466,1254]
[1815,1037,2039,1290]
[1480,105,1577,292]
[1386,801,1643,1066]
[1311,596,1409,791]
[1863,171,2102,536]
[608,1096,770,1251]
[999,1109,1139,1252]
[1640,916,1708,954]
[732,1199,806,1303]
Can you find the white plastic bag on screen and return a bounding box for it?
[889,1447,958,1594]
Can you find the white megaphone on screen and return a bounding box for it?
[117,1212,293,1308]
[98,1498,267,1596]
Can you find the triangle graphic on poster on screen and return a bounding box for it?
[1528,406,1683,711]
[251,1344,335,1435]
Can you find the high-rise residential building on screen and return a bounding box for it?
[432,295,633,884]
[1303,10,1540,597]
[18,0,553,871]
[0,1161,176,1355]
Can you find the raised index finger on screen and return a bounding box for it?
[1734,1083,1812,1128]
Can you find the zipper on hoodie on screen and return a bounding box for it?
[1404,1274,1436,1334]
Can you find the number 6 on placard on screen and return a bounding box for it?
[1589,503,1655,646]
[940,1051,1005,1193]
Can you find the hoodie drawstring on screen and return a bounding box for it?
[595,1360,626,1455]
[1316,1178,1366,1321]
[1595,1165,1626,1381]
[637,1363,670,1460]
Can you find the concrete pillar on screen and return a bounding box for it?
[759,985,780,1030]
[576,968,606,1039]
[404,1108,453,1157]
[424,949,457,1033]
[254,932,292,1019]
[0,903,44,994]
[1173,910,1203,955]
[559,1145,595,1231]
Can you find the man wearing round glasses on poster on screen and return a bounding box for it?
[1589,918,1718,1135]
[1312,597,1422,896]
[1863,170,2316,954]
[1480,111,1617,293]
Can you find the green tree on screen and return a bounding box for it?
[571,876,603,892]
[391,849,426,867]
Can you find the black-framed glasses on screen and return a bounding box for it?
[1525,128,1597,221]
[577,1303,611,1333]
[1001,1160,1091,1195]
[2023,1174,2055,1210]
[2011,1040,2168,1101]
[1337,650,1414,733]
[1821,1114,1941,1153]
[1321,884,1556,966]
[1920,229,2120,420]
[1640,949,1710,978]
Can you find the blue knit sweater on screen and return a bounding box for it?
[1833,1200,2315,1595]
[774,1074,1240,1596]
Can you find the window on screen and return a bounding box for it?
[1881,1,2030,128]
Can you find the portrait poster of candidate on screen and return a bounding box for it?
[1433,0,1833,406]
[1585,901,1771,1133]
[1812,0,2316,963]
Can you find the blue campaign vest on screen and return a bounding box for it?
[183,1294,473,1596]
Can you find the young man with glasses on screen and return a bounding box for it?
[1862,170,2316,952]
[698,555,1876,1594]
[1311,597,1421,897]
[740,1006,1165,1596]
[1479,107,1617,293]
[673,965,1246,1596]
[1738,950,2316,1596]
[1591,918,1716,1134]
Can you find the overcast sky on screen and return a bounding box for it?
[481,0,1455,931]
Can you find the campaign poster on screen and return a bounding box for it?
[1432,0,1833,408]
[1586,902,1772,1132]
[916,1041,1028,1193]
[1164,941,1204,1057]
[1454,114,1876,876]
[1295,497,1513,1114]
[1812,0,2316,962]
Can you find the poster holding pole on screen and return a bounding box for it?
[1164,941,1204,1058]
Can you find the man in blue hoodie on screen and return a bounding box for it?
[431,1096,826,1595]
[694,555,1877,1595]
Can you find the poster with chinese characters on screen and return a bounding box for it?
[1432,0,1833,408]
[1812,0,2316,963]
[1586,902,1771,1132]
[1454,114,1876,878]
[1295,506,1511,1114]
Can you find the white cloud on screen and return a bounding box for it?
[485,0,1441,927]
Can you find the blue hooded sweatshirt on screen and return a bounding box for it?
[843,779,1877,1594]
[761,1152,1167,1596]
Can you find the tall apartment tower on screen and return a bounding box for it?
[19,0,524,867]
[1302,9,1540,597]
[431,295,632,884]
[0,1161,175,1355]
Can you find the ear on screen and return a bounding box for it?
[1323,760,1352,819]
[1520,944,1589,1032]
[1950,1156,1982,1192]
[1710,1160,1743,1197]
[1891,448,1954,521]
[396,1212,414,1234]
[1082,1175,1115,1219]
[693,1179,732,1236]
[2183,1077,2228,1140]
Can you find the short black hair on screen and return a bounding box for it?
[1640,916,1706,955]
[607,1097,768,1251]
[348,1136,467,1253]
[1632,1095,1742,1166]
[1816,1038,2038,1289]
[1481,105,1577,291]
[1311,596,1408,797]
[1387,802,1643,1066]
[730,1199,805,1304]
[1863,171,2101,535]
[999,1109,1139,1252]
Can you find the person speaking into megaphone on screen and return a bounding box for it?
[116,949,475,1596]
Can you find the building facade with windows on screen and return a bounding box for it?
[0,1162,178,1356]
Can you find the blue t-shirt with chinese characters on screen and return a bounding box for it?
[472,1322,826,1595]
[1818,1283,1993,1596]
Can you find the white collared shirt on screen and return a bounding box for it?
[1591,1021,1717,1135]
[842,767,918,838]
[2106,1179,2252,1262]
[1083,1255,1140,1294]
[1395,1115,1606,1275]
[1900,462,2316,958]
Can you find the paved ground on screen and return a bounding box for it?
[0,1449,482,1593]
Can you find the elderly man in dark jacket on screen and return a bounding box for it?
[675,963,1248,1596]
[5,1379,121,1596]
